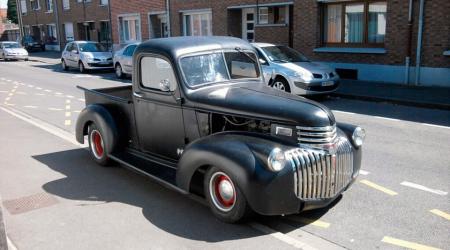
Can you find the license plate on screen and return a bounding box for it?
[322,81,334,86]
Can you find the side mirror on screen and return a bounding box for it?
[159,79,171,92]
[259,58,267,65]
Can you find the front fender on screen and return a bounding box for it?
[177,133,301,215]
[75,104,118,154]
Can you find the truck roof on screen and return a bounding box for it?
[135,36,255,59]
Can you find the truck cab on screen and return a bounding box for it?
[76,36,365,223]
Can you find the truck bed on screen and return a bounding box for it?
[78,85,133,104]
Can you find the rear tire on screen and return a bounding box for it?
[88,124,111,166]
[115,63,124,79]
[204,166,252,223]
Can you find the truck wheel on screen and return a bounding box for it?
[272,77,291,93]
[204,167,252,223]
[88,124,111,166]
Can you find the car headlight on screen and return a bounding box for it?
[83,54,93,61]
[352,127,366,147]
[267,148,286,172]
[291,71,313,82]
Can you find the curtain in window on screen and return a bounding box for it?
[368,2,387,43]
[325,5,341,43]
[345,4,364,43]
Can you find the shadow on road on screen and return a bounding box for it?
[315,96,450,127]
[33,148,332,242]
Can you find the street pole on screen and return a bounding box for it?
[53,0,62,51]
[15,0,24,41]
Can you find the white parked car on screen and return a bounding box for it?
[113,42,140,78]
[0,41,29,61]
[61,41,113,73]
[252,43,340,95]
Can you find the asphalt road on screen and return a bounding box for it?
[0,59,449,250]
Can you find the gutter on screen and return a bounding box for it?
[404,0,413,85]
[414,0,425,85]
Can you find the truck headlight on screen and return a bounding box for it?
[267,148,286,172]
[352,127,366,147]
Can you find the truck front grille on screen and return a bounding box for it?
[286,136,354,200]
[296,125,337,147]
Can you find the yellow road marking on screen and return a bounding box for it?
[8,93,13,96]
[382,236,441,250]
[64,120,71,126]
[48,108,63,111]
[66,100,71,104]
[65,105,71,110]
[5,97,10,101]
[289,217,330,228]
[65,112,71,117]
[430,209,450,221]
[11,89,16,92]
[360,179,398,196]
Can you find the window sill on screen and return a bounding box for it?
[443,50,450,56]
[313,47,386,54]
[45,11,53,14]
[254,23,288,27]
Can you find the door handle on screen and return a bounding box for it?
[133,92,143,98]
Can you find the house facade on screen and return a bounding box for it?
[16,0,111,51]
[167,0,449,86]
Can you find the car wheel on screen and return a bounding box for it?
[88,124,111,166]
[272,77,291,93]
[79,61,86,73]
[204,166,252,223]
[115,63,124,79]
[61,59,68,71]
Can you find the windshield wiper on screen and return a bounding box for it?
[235,47,257,64]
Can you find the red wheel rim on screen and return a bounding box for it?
[210,172,236,212]
[90,130,104,159]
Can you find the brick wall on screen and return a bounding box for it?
[255,25,289,46]
[0,8,6,22]
[109,0,166,48]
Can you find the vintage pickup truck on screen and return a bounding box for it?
[76,36,365,223]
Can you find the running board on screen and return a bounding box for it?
[109,150,187,195]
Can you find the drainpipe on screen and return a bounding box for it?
[404,0,413,85]
[166,0,171,37]
[53,0,62,51]
[415,0,425,85]
[15,0,24,41]
[107,0,113,50]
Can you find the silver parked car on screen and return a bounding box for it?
[113,42,140,78]
[61,41,113,73]
[0,41,29,61]
[252,43,340,95]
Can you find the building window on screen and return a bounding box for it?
[149,12,168,38]
[258,6,288,25]
[45,0,53,12]
[100,0,108,5]
[183,11,212,36]
[30,0,40,10]
[63,0,70,10]
[118,14,141,43]
[46,24,57,44]
[323,1,386,46]
[99,21,111,48]
[20,0,27,14]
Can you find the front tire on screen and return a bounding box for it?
[61,59,68,71]
[115,63,124,79]
[272,77,291,93]
[79,61,86,73]
[204,167,252,223]
[88,124,111,166]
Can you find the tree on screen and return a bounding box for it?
[7,0,18,24]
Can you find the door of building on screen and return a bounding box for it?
[242,8,255,42]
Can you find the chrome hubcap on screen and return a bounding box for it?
[209,172,236,212]
[116,65,121,76]
[90,130,104,159]
[273,81,286,91]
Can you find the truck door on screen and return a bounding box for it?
[133,55,185,160]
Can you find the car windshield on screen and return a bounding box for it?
[180,51,260,87]
[3,43,21,48]
[261,45,309,63]
[79,42,107,52]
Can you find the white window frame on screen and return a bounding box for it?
[20,0,28,14]
[118,13,142,44]
[45,0,53,12]
[47,23,57,39]
[62,0,70,10]
[31,0,41,11]
[182,10,212,36]
[100,0,108,6]
[258,7,269,24]
[148,11,168,39]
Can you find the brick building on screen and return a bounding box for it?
[16,0,111,51]
[166,0,449,86]
[109,0,166,50]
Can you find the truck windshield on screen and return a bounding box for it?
[180,51,260,87]
[79,42,107,52]
[261,45,309,63]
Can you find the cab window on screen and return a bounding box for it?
[140,56,177,92]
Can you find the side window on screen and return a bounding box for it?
[65,43,72,51]
[140,56,177,92]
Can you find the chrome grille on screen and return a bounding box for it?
[296,125,337,147]
[286,136,354,200]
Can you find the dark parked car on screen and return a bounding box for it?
[76,36,365,223]
[22,35,45,52]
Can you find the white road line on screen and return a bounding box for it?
[7,236,18,250]
[400,181,448,196]
[44,89,52,92]
[0,90,8,93]
[66,95,74,98]
[249,223,317,250]
[48,108,63,111]
[28,84,34,87]
[78,98,85,102]
[359,170,370,175]
[24,105,38,109]
[36,87,42,90]
[372,116,400,121]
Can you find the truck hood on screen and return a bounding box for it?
[187,83,335,127]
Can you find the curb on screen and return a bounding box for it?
[331,93,450,111]
[0,197,8,250]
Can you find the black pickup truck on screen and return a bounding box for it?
[76,36,365,223]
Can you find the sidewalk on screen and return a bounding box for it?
[332,80,450,110]
[28,51,61,65]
